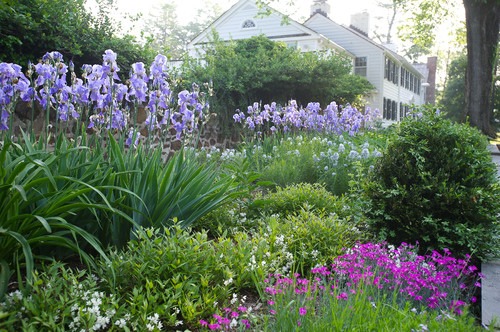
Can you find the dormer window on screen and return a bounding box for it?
[242,19,256,28]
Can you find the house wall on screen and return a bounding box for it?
[305,14,426,120]
[305,15,385,111]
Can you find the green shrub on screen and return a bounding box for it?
[363,107,500,261]
[0,225,276,330]
[96,225,269,329]
[260,209,363,275]
[251,183,350,219]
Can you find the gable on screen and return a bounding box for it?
[189,0,321,47]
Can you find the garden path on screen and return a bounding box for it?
[488,144,500,177]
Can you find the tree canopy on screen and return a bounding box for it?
[0,0,153,78]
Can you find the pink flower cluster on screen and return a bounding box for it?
[200,307,251,330]
[264,242,481,316]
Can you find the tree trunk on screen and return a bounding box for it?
[463,0,500,137]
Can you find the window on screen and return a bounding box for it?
[392,101,397,120]
[401,68,405,86]
[242,19,256,28]
[393,63,399,85]
[384,98,394,120]
[355,57,367,76]
[389,60,394,82]
[383,97,387,119]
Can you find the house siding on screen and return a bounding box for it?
[305,14,426,118]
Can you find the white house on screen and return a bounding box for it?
[187,0,435,122]
[187,0,354,58]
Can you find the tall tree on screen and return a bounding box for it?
[440,53,467,122]
[373,0,404,44]
[396,0,499,136]
[143,1,223,59]
[462,0,500,137]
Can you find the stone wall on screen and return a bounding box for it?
[6,101,242,159]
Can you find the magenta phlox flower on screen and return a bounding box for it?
[299,307,307,315]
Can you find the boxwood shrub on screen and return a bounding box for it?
[363,107,500,261]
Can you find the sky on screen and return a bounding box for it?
[110,0,391,26]
[104,0,465,48]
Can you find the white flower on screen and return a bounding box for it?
[175,320,183,326]
[115,319,127,328]
[10,290,23,301]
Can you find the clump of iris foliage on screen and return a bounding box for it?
[0,50,240,304]
[1,50,497,331]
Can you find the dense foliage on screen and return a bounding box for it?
[440,53,500,127]
[0,0,153,77]
[440,54,467,122]
[364,107,500,261]
[180,36,373,136]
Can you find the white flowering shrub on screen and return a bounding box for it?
[0,263,166,331]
